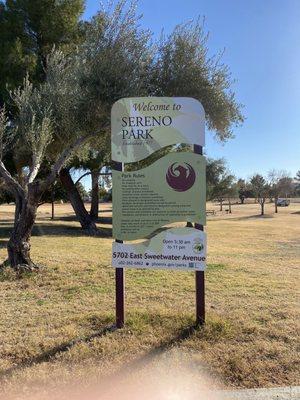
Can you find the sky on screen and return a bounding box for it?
[82,0,300,184]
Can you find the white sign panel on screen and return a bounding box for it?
[112,97,205,163]
[112,228,206,271]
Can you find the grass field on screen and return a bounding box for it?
[0,201,299,399]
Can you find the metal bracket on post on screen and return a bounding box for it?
[115,162,125,328]
[194,144,205,325]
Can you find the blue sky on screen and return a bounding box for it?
[82,0,300,182]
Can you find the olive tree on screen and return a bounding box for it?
[151,19,244,140]
[0,54,98,270]
[61,7,244,229]
[58,0,153,230]
[0,1,154,271]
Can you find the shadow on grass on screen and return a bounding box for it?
[0,223,112,238]
[57,215,112,225]
[0,324,117,380]
[0,314,200,381]
[120,325,198,371]
[224,214,274,222]
[0,239,8,249]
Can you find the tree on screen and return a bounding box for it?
[225,182,238,213]
[0,0,84,105]
[61,6,244,230]
[206,158,226,201]
[0,0,86,226]
[64,132,111,223]
[206,158,235,211]
[0,51,106,271]
[39,180,68,220]
[268,170,293,213]
[56,1,152,230]
[0,1,155,270]
[250,174,270,215]
[151,19,244,141]
[237,178,253,204]
[295,170,300,195]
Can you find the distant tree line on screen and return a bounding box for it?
[206,160,299,216]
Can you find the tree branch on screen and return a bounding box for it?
[0,161,25,197]
[74,170,112,186]
[74,171,91,186]
[27,157,41,184]
[44,130,104,190]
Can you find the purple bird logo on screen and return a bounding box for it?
[166,162,196,192]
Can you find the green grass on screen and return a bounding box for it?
[0,201,299,398]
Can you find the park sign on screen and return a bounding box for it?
[111,96,207,327]
[112,152,206,240]
[111,97,205,163]
[112,227,206,271]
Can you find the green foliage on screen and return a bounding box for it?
[237,178,253,203]
[0,106,11,158]
[40,180,68,204]
[72,1,245,172]
[76,1,153,134]
[151,18,244,140]
[1,0,245,199]
[0,0,85,105]
[250,174,269,198]
[93,186,111,202]
[206,157,235,200]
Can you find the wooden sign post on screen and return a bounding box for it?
[194,144,205,325]
[115,162,125,329]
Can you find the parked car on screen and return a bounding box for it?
[276,198,290,207]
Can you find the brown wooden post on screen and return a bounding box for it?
[115,255,125,328]
[194,144,205,325]
[115,162,125,328]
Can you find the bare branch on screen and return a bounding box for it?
[44,131,101,189]
[74,171,92,186]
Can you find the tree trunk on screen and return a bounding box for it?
[59,168,98,235]
[51,188,55,220]
[90,169,100,221]
[7,190,39,271]
[220,199,223,211]
[228,198,232,213]
[260,199,265,215]
[275,196,278,213]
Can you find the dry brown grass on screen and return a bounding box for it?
[0,201,299,398]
